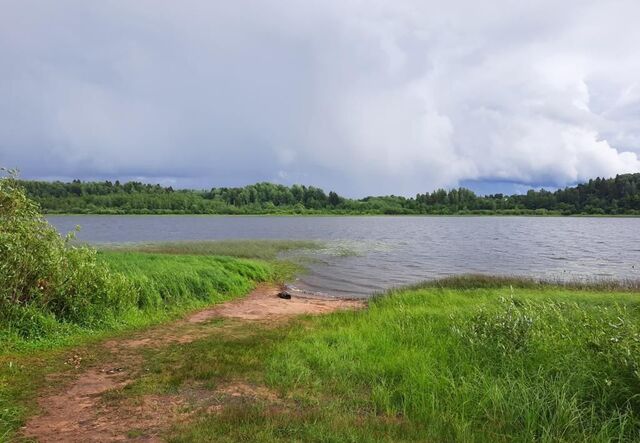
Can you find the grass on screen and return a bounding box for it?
[0,252,274,352]
[98,251,273,311]
[99,239,321,260]
[408,273,640,292]
[3,264,640,441]
[2,239,315,351]
[0,247,288,441]
[130,277,640,442]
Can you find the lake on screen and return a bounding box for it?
[47,215,640,298]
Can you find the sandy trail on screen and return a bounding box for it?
[22,284,364,442]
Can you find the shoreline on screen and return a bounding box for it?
[43,212,640,218]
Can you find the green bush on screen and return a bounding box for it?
[0,169,133,337]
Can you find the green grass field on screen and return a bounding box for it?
[149,278,640,442]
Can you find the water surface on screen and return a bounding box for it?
[48,215,640,298]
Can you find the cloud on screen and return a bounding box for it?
[0,0,639,196]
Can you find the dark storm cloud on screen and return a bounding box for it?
[1,0,639,196]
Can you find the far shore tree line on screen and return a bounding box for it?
[18,173,640,215]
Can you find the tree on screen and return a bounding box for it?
[328,191,341,207]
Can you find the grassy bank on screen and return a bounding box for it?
[0,244,296,440]
[1,252,273,352]
[110,276,640,442]
[3,172,283,351]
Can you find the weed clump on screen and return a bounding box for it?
[454,295,535,356]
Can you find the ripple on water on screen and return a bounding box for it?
[46,215,640,298]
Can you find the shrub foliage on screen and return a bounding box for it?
[0,169,133,337]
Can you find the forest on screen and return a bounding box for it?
[19,173,640,215]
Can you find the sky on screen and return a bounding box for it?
[1,1,640,197]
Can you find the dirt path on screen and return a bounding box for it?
[22,284,364,442]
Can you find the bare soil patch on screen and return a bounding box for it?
[187,284,363,323]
